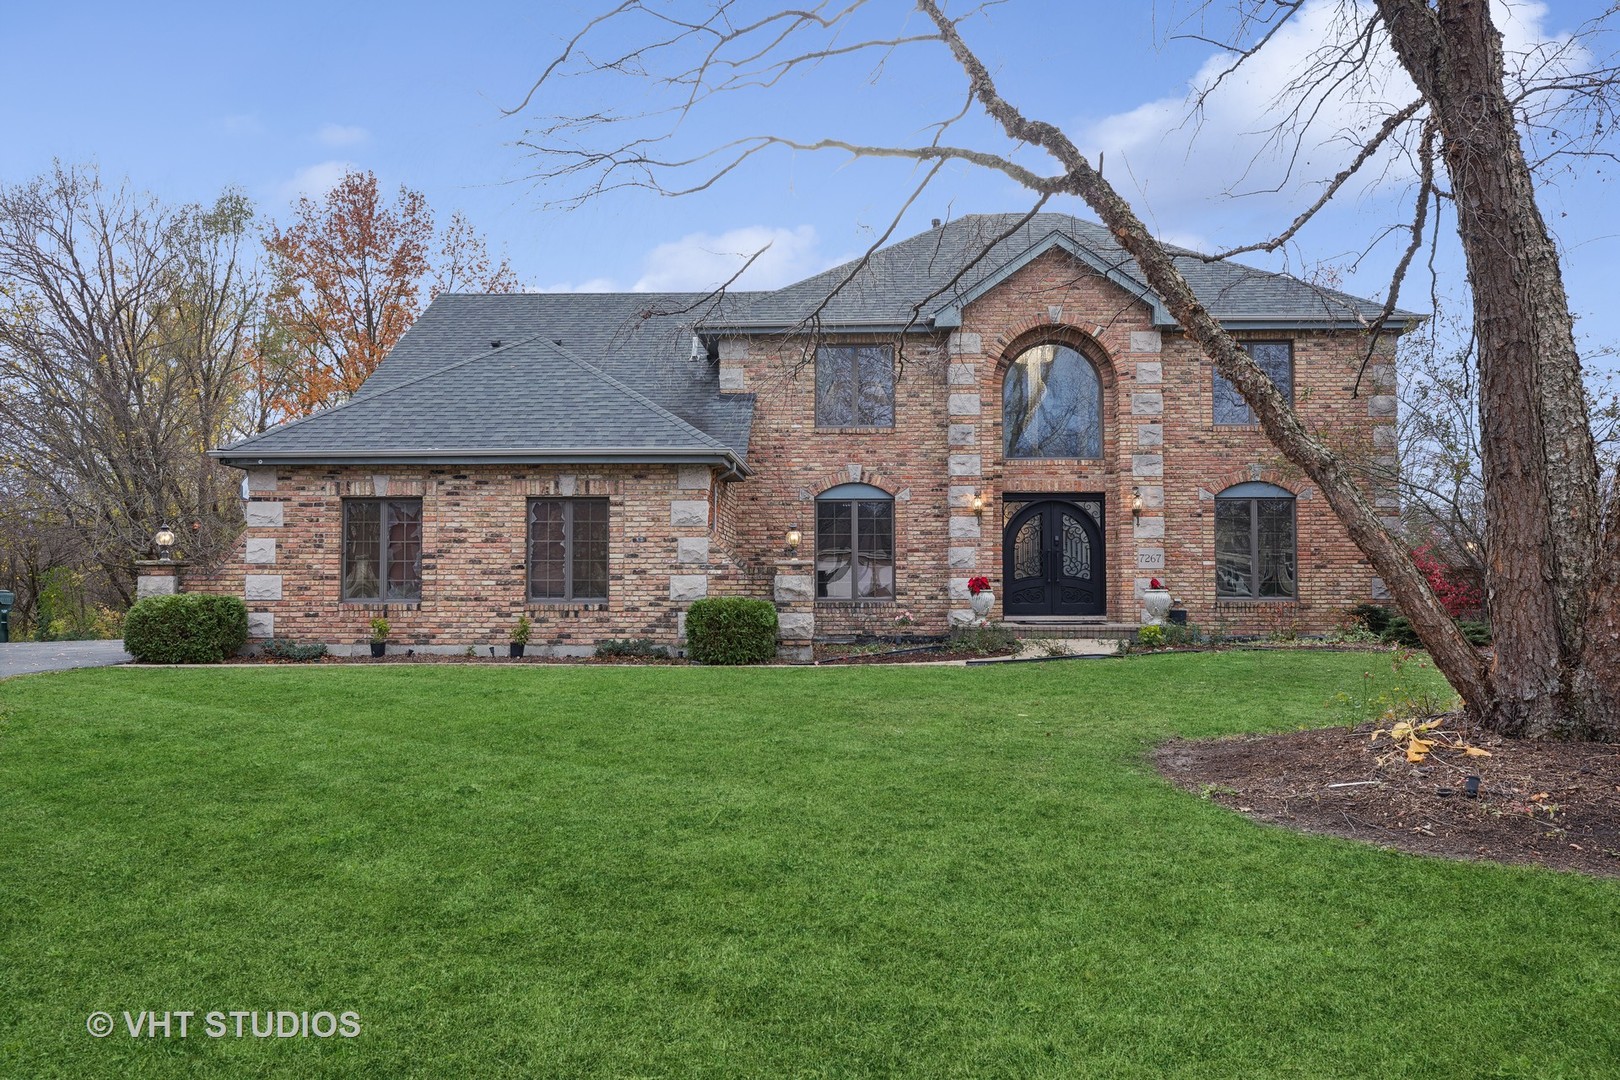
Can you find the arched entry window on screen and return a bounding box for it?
[815,483,894,600]
[1003,343,1103,458]
[1215,482,1297,599]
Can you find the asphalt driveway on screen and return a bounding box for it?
[0,641,132,679]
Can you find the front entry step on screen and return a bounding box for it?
[998,619,1141,641]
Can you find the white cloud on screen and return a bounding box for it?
[537,276,621,293]
[270,160,356,205]
[316,123,370,147]
[631,225,832,292]
[1081,0,1577,246]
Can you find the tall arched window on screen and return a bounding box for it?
[815,483,894,600]
[1215,482,1297,599]
[1003,343,1103,458]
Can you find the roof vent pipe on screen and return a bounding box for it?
[931,218,941,228]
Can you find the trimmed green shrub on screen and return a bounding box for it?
[1380,614,1493,649]
[262,638,328,662]
[684,597,778,665]
[123,594,249,664]
[596,637,669,659]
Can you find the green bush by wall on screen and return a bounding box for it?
[123,594,249,664]
[684,597,779,665]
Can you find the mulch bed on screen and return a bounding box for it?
[1156,719,1620,878]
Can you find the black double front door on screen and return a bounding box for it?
[1002,498,1106,617]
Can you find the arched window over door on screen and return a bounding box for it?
[1003,343,1103,459]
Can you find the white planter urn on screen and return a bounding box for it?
[1142,588,1173,626]
[969,590,995,620]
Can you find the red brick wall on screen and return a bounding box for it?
[193,464,736,652]
[192,248,1396,646]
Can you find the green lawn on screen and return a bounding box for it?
[2,653,1617,1078]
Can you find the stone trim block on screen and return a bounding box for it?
[1137,485,1164,509]
[777,612,815,640]
[948,424,976,447]
[947,363,977,386]
[244,501,284,528]
[774,574,813,602]
[719,365,746,392]
[948,516,982,540]
[1134,361,1162,384]
[948,609,976,627]
[245,468,277,493]
[247,612,274,638]
[948,331,982,356]
[1136,423,1163,448]
[1368,395,1397,417]
[1134,516,1165,539]
[947,393,982,417]
[676,465,711,490]
[948,546,978,569]
[245,538,276,565]
[948,577,972,600]
[670,500,709,526]
[1130,330,1162,354]
[1136,548,1166,569]
[948,454,982,478]
[669,575,708,601]
[1130,392,1163,416]
[717,338,748,361]
[676,537,710,564]
[244,574,283,601]
[1131,454,1164,478]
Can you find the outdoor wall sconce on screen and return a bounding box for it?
[971,493,985,516]
[153,524,176,562]
[1132,491,1143,521]
[785,525,802,553]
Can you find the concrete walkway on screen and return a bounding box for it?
[0,640,132,679]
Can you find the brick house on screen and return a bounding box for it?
[202,214,1407,655]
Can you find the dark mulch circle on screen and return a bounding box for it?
[1156,720,1620,878]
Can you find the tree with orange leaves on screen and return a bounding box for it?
[256,169,518,421]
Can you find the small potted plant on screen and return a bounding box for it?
[1142,578,1173,626]
[510,614,532,658]
[369,616,390,658]
[967,575,994,621]
[891,609,915,643]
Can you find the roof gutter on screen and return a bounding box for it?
[209,446,753,477]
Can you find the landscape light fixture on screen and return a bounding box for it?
[153,524,176,561]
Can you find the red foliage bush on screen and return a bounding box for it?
[1411,544,1484,618]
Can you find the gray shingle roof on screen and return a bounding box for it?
[214,212,1416,467]
[214,293,757,469]
[710,212,1417,331]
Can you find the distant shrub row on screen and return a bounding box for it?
[123,594,248,664]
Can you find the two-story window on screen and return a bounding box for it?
[1213,342,1293,425]
[342,499,423,602]
[815,483,895,600]
[815,345,895,427]
[528,498,609,603]
[1215,482,1297,600]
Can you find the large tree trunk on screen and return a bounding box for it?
[916,0,1494,718]
[1376,0,1619,738]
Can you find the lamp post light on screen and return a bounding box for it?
[153,524,176,562]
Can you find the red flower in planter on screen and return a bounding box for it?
[1149,578,1164,590]
[967,575,991,596]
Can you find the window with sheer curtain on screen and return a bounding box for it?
[815,483,894,600]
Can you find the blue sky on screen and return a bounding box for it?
[5,0,1618,356]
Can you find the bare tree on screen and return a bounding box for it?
[0,165,259,603]
[516,1,1620,739]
